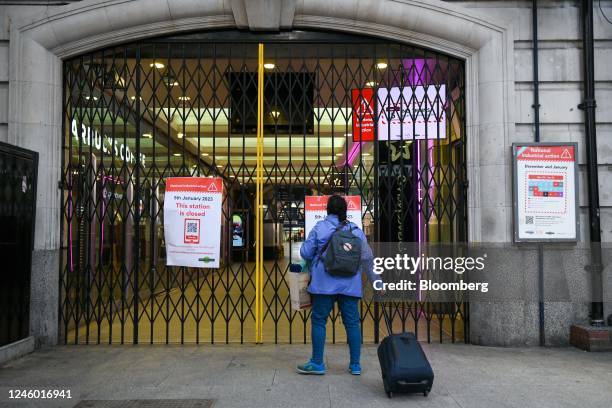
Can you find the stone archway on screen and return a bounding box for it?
[8,0,515,346]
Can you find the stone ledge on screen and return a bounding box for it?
[570,324,612,352]
[0,336,35,365]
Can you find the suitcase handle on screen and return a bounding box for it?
[381,305,393,336]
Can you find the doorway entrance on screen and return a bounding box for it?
[60,30,467,344]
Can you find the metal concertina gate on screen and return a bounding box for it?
[60,30,468,345]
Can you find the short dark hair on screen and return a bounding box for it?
[327,194,347,222]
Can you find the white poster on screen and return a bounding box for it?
[377,85,446,140]
[514,145,577,241]
[164,177,223,267]
[304,196,363,238]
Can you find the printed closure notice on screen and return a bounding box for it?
[164,177,223,268]
[304,196,362,238]
[514,144,577,241]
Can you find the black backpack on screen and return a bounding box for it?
[319,221,362,277]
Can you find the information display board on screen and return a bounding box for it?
[304,195,362,238]
[164,177,223,267]
[512,143,578,242]
[377,85,446,141]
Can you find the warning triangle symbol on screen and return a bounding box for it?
[347,199,358,210]
[208,181,219,192]
[561,149,571,159]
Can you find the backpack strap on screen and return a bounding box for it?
[316,221,353,263]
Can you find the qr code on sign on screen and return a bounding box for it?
[184,219,200,244]
[525,216,534,225]
[187,222,198,233]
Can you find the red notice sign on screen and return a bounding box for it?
[351,88,375,142]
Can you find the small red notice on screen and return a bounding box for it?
[351,88,375,142]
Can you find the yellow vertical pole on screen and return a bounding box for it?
[255,43,265,343]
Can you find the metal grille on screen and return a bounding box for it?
[60,30,467,344]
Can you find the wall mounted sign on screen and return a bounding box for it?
[512,143,578,242]
[71,119,146,167]
[351,88,375,142]
[304,195,362,238]
[377,85,446,141]
[164,177,223,267]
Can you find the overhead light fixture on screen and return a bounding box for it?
[85,96,98,101]
[201,153,209,157]
[178,96,191,101]
[130,95,142,101]
[335,152,344,156]
[270,110,280,118]
[150,61,165,69]
[177,132,184,138]
[344,133,352,137]
[142,133,152,139]
[263,63,275,70]
[362,152,371,156]
[216,164,223,168]
[172,153,181,157]
[170,81,179,87]
[376,62,388,69]
[365,80,378,87]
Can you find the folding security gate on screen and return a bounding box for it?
[60,30,467,344]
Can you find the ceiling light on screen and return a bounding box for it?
[177,133,184,138]
[263,63,275,70]
[170,81,179,86]
[376,62,388,69]
[344,133,352,137]
[335,152,344,156]
[270,110,280,118]
[216,164,223,168]
[365,81,378,87]
[150,61,165,69]
[362,152,371,156]
[201,153,209,157]
[85,96,98,101]
[172,153,181,157]
[178,96,191,101]
[142,133,152,139]
[130,95,142,101]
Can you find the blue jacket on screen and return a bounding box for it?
[300,214,375,298]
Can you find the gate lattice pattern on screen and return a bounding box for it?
[60,31,468,344]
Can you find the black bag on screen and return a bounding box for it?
[377,308,434,398]
[319,221,362,277]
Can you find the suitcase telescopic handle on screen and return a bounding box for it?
[381,305,393,336]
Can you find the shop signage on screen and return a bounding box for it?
[351,88,375,142]
[512,143,578,242]
[304,195,362,238]
[71,119,146,167]
[377,85,446,140]
[164,177,223,267]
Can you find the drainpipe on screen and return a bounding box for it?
[531,0,546,346]
[579,0,604,326]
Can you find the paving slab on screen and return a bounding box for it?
[0,344,611,407]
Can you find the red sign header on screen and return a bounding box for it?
[166,177,224,193]
[305,195,361,211]
[516,146,575,162]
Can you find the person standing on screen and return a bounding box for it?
[297,194,375,375]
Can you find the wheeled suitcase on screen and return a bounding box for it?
[377,308,434,398]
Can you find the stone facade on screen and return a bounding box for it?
[0,0,610,347]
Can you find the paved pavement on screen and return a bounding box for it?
[1,343,611,408]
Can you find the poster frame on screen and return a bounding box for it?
[512,142,579,243]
